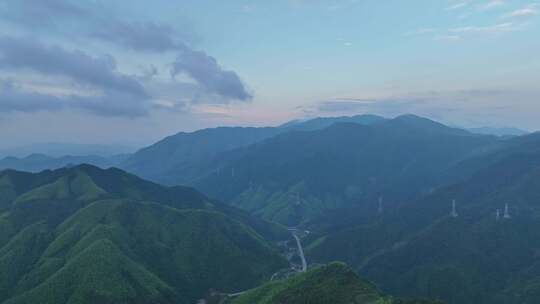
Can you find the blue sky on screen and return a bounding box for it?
[0,0,539,148]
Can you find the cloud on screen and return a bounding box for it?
[1,0,88,27]
[446,2,470,10]
[301,88,540,130]
[0,80,149,117]
[90,18,252,102]
[479,0,506,10]
[90,19,252,102]
[171,50,252,102]
[503,3,539,18]
[0,36,148,98]
[0,36,151,117]
[0,81,65,113]
[406,28,437,36]
[434,34,462,42]
[91,21,185,53]
[299,97,428,117]
[449,22,518,34]
[1,0,252,105]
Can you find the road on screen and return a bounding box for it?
[226,229,308,299]
[292,230,307,272]
[228,291,247,297]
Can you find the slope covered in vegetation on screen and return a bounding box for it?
[0,165,287,304]
[305,144,540,304]
[228,262,444,304]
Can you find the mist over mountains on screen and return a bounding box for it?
[0,143,135,159]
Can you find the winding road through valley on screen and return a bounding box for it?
[225,229,308,299]
[292,230,307,272]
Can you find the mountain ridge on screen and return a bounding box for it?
[0,165,288,304]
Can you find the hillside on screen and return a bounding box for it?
[0,165,288,304]
[195,115,498,225]
[304,147,540,304]
[227,262,444,304]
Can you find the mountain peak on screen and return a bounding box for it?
[282,114,386,131]
[385,114,471,136]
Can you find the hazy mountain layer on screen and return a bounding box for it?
[0,154,128,173]
[120,115,386,186]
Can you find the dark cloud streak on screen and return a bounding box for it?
[0,36,148,98]
[91,19,252,102]
[92,21,183,53]
[0,0,253,120]
[0,80,148,118]
[1,0,88,27]
[171,50,252,101]
[0,36,151,117]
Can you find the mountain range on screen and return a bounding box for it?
[303,132,540,304]
[0,165,287,304]
[120,114,388,186]
[1,113,539,303]
[193,115,498,225]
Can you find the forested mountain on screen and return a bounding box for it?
[303,135,540,304]
[119,114,386,186]
[2,115,537,304]
[0,165,287,304]
[120,127,283,186]
[195,115,498,225]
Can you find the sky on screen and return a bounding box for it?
[0,0,539,149]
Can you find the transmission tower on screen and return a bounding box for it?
[450,199,458,217]
[503,203,511,219]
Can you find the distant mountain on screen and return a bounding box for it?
[0,165,287,304]
[195,115,498,225]
[468,127,529,137]
[227,262,444,304]
[121,127,283,185]
[0,143,136,158]
[281,114,386,131]
[304,139,540,304]
[0,153,129,172]
[120,115,386,186]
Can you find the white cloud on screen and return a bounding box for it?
[479,0,506,10]
[447,2,469,10]
[449,22,517,34]
[405,28,438,36]
[503,3,539,18]
[434,35,462,42]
